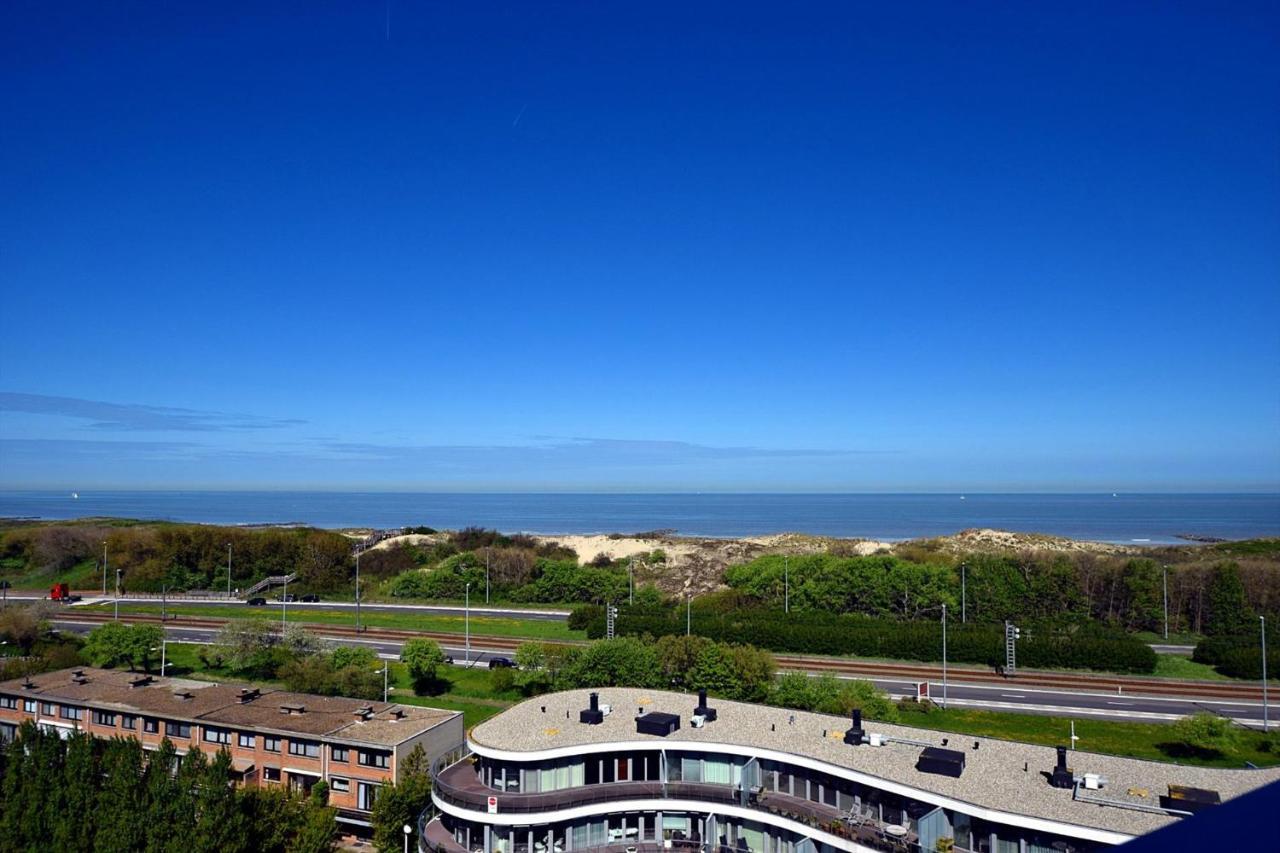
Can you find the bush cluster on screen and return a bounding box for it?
[1192,634,1278,679]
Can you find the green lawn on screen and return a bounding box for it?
[894,704,1280,768]
[78,602,584,642]
[1133,630,1204,646]
[2,558,105,591]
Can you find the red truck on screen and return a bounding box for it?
[49,583,80,603]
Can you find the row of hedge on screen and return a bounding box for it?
[580,606,1158,674]
[1192,634,1277,679]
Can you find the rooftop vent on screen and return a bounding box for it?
[128,675,153,689]
[236,688,260,704]
[1049,746,1074,789]
[172,689,193,701]
[279,703,306,715]
[21,678,36,690]
[916,747,966,778]
[71,672,89,685]
[1160,785,1221,815]
[843,708,866,746]
[694,688,717,722]
[579,692,604,725]
[71,669,86,679]
[353,706,374,720]
[390,708,406,720]
[636,711,681,737]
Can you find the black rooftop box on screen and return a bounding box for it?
[580,692,604,725]
[916,747,965,778]
[1160,785,1221,814]
[636,711,681,737]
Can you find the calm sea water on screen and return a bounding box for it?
[0,491,1277,543]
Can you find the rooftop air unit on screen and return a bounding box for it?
[1049,746,1074,789]
[916,747,966,778]
[636,711,681,736]
[580,692,604,725]
[694,688,717,722]
[843,708,866,745]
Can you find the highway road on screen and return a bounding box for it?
[49,618,1272,729]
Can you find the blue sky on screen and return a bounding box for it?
[1,2,1277,491]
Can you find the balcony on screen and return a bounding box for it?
[431,762,925,851]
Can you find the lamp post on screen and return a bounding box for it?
[226,543,232,599]
[151,640,168,676]
[355,550,362,633]
[960,563,967,623]
[1162,564,1169,641]
[114,568,122,621]
[784,556,789,614]
[382,660,389,702]
[282,577,288,630]
[465,582,471,667]
[686,593,691,636]
[485,548,491,605]
[941,603,948,710]
[102,541,108,596]
[161,585,167,623]
[403,823,413,853]
[629,559,635,606]
[1263,616,1270,734]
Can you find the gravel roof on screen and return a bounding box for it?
[0,667,456,747]
[470,688,1280,838]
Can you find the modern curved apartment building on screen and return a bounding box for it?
[424,687,1279,853]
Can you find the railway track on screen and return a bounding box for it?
[54,611,1267,703]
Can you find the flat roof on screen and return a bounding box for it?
[0,667,458,747]
[470,688,1280,839]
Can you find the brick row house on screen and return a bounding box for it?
[0,667,464,832]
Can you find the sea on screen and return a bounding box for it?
[0,491,1277,544]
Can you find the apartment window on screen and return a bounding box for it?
[0,722,15,744]
[165,721,192,739]
[330,746,349,762]
[122,715,137,730]
[263,766,281,782]
[60,706,83,721]
[203,727,231,745]
[264,736,281,753]
[329,777,350,793]
[357,781,380,810]
[288,739,321,758]
[0,695,16,710]
[92,710,117,726]
[143,718,159,734]
[238,733,255,748]
[357,749,390,769]
[23,699,35,713]
[40,702,55,716]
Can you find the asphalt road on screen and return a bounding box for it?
[49,618,1272,728]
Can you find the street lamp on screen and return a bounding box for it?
[282,576,289,630]
[102,541,108,597]
[1162,564,1169,641]
[960,563,967,623]
[355,549,362,634]
[784,556,789,614]
[686,592,691,636]
[114,568,122,621]
[485,548,491,605]
[150,640,168,676]
[226,543,232,599]
[465,582,471,667]
[1263,616,1270,734]
[941,603,948,710]
[403,823,413,853]
[629,559,636,606]
[378,660,390,702]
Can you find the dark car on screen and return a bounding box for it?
[488,657,516,669]
[299,593,320,603]
[246,597,267,606]
[278,593,296,603]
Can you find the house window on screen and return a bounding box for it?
[357,781,380,810]
[330,746,349,762]
[60,706,83,721]
[203,727,231,745]
[122,715,137,730]
[238,733,255,748]
[357,749,390,769]
[288,739,321,758]
[0,695,16,710]
[0,722,15,743]
[330,777,350,792]
[264,736,281,753]
[23,699,35,713]
[165,721,192,738]
[40,702,55,716]
[263,766,280,782]
[92,710,117,726]
[143,718,159,734]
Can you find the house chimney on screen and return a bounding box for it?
[843,708,865,746]
[694,688,717,722]
[579,691,604,725]
[1049,745,1074,789]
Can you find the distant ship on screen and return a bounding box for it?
[71,492,79,499]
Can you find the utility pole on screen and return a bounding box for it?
[1162,564,1169,641]
[383,660,389,703]
[226,543,232,599]
[114,568,122,621]
[102,541,108,596]
[1263,616,1270,734]
[282,577,288,630]
[485,548,491,605]
[161,585,167,622]
[629,559,635,606]
[686,593,691,636]
[1004,621,1020,676]
[355,549,362,634]
[465,582,471,666]
[941,603,948,710]
[784,556,789,614]
[960,563,967,623]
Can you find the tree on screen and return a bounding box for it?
[83,622,165,670]
[371,744,432,852]
[54,730,99,852]
[0,604,46,653]
[95,737,148,853]
[557,637,660,689]
[194,749,250,853]
[1205,563,1251,636]
[214,618,283,677]
[144,738,182,853]
[655,634,711,689]
[401,638,446,691]
[1171,712,1241,756]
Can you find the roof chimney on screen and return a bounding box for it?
[279,703,306,715]
[172,689,193,701]
[843,708,866,746]
[353,706,374,720]
[1049,745,1074,789]
[579,691,604,725]
[694,688,717,722]
[237,688,260,704]
[128,675,153,689]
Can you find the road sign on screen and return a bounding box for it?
[916,681,929,700]
[487,796,497,814]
